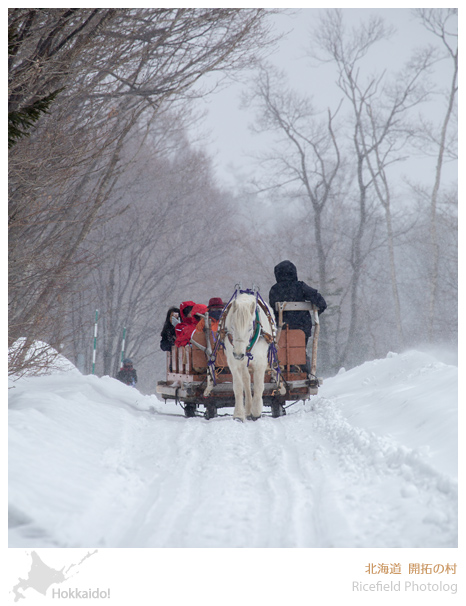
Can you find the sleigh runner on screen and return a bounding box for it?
[157,293,322,419]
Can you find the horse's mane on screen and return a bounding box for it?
[228,295,255,333]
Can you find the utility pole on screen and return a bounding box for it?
[120,327,127,366]
[92,310,99,374]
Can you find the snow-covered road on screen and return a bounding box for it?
[8,350,457,548]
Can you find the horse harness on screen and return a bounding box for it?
[204,287,284,394]
[217,297,275,357]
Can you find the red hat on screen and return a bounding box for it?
[208,297,224,309]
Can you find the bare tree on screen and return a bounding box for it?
[356,49,435,349]
[309,11,388,364]
[244,64,347,371]
[246,64,342,296]
[413,9,458,342]
[311,9,437,359]
[8,9,116,147]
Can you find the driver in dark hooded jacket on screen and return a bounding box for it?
[269,260,327,344]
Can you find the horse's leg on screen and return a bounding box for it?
[242,365,253,418]
[231,363,246,422]
[251,360,267,419]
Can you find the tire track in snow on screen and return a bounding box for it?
[156,418,279,547]
[126,412,350,547]
[58,408,151,546]
[114,413,322,547]
[105,409,359,547]
[115,416,207,547]
[244,416,324,547]
[258,412,354,547]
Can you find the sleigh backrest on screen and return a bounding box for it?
[191,330,228,371]
[276,326,306,367]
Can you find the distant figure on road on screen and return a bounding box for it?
[116,358,138,387]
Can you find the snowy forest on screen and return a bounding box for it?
[8,8,458,394]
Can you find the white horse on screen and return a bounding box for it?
[223,292,276,422]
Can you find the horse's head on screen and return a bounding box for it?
[226,296,256,361]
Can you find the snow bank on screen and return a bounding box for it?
[8,339,78,376]
[319,350,458,476]
[9,370,160,547]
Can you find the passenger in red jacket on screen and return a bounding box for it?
[174,301,207,347]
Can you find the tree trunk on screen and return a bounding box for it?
[426,56,457,342]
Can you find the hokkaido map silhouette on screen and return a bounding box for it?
[12,550,98,601]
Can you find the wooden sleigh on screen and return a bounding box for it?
[156,301,322,418]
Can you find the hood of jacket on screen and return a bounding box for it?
[274,260,298,282]
[191,303,207,318]
[179,300,196,320]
